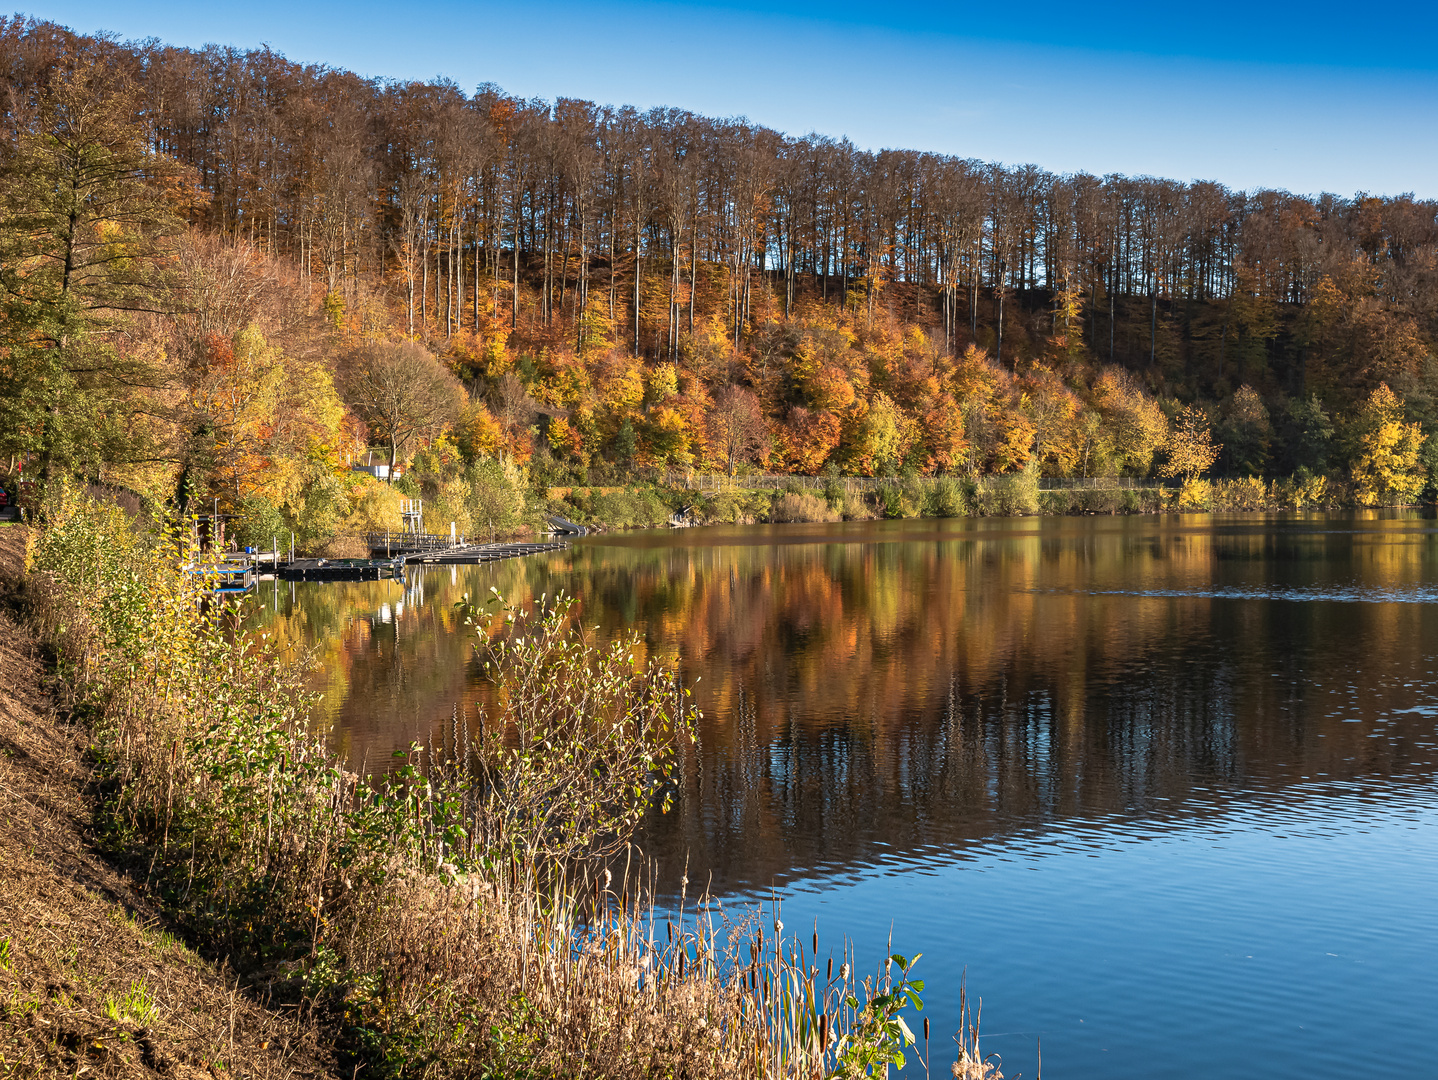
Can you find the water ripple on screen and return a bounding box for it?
[1027,584,1438,604]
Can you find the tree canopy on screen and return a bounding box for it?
[4,14,1438,528]
[339,341,467,478]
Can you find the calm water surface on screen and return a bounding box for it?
[245,514,1438,1079]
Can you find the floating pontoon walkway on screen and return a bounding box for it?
[271,539,567,581]
[364,532,568,562]
[399,540,567,565]
[275,558,406,582]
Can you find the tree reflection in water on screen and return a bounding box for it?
[243,511,1438,1078]
[244,512,1438,894]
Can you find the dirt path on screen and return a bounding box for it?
[0,525,335,1079]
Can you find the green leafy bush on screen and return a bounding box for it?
[974,464,1039,516]
[231,495,287,551]
[925,477,967,517]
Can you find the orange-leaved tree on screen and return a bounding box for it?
[707,385,769,475]
[922,394,968,473]
[777,407,841,475]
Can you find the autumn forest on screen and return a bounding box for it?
[5,15,1438,548]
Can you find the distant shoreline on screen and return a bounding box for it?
[543,473,1420,533]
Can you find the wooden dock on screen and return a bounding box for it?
[188,562,258,594]
[271,539,567,581]
[276,558,406,582]
[363,533,568,563]
[400,540,567,565]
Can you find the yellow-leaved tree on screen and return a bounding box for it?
[1161,405,1221,483]
[844,392,914,476]
[1351,383,1426,505]
[1090,368,1169,475]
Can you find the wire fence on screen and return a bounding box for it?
[651,472,1172,493]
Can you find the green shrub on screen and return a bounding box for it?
[1037,490,1078,515]
[877,483,904,518]
[899,479,926,517]
[692,488,769,524]
[231,495,287,550]
[467,456,529,534]
[924,476,967,517]
[586,486,671,527]
[975,464,1040,516]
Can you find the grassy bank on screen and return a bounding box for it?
[13,486,996,1078]
[546,468,1365,531]
[0,524,336,1077]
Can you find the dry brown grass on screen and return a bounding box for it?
[768,492,841,523]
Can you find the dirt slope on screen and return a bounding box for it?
[0,525,335,1079]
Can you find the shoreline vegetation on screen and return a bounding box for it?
[0,521,335,1077]
[543,468,1365,533]
[2,490,1000,1078]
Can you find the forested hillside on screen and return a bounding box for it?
[5,14,1438,545]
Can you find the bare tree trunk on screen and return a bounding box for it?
[575,219,587,352]
[453,221,462,335]
[557,211,569,320]
[542,193,552,326]
[1089,278,1096,348]
[997,289,1004,366]
[970,236,980,342]
[1109,278,1115,363]
[634,214,642,356]
[1150,273,1157,365]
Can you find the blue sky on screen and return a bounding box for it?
[26,0,1438,197]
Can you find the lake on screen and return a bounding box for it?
[245,513,1438,1079]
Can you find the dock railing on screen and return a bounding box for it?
[363,532,465,555]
